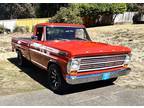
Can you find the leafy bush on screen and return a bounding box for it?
[13,26,29,33]
[0,25,11,34]
[126,3,138,12]
[77,3,127,26]
[50,3,127,27]
[72,3,127,17]
[50,7,83,24]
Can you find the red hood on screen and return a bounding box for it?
[43,40,131,57]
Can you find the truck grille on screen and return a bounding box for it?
[78,54,126,72]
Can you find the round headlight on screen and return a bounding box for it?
[71,60,80,70]
[67,59,81,73]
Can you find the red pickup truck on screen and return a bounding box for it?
[12,23,131,92]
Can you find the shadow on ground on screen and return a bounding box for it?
[8,57,114,95]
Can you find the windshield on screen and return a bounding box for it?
[46,27,90,41]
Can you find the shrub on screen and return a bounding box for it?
[50,3,127,27]
[0,25,10,34]
[13,26,29,33]
[76,3,127,25]
[50,7,83,24]
[73,3,127,17]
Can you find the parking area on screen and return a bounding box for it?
[0,84,144,105]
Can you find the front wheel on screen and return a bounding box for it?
[47,64,68,93]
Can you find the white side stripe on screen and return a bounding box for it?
[30,43,60,54]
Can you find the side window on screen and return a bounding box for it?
[36,26,43,41]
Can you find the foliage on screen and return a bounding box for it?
[0,3,130,21]
[50,7,83,24]
[13,26,29,33]
[110,3,127,14]
[126,3,139,11]
[50,3,127,26]
[136,4,144,13]
[126,3,144,13]
[35,3,69,18]
[0,25,11,34]
[0,4,36,20]
[72,3,127,17]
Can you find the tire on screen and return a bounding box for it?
[16,50,25,66]
[47,64,67,93]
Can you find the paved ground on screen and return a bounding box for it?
[0,83,144,106]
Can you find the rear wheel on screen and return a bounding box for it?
[47,64,68,93]
[16,50,25,66]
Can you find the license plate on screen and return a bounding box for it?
[102,72,110,80]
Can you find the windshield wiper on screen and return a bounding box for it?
[74,37,88,41]
[55,38,70,41]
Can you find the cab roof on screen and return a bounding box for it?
[35,23,85,28]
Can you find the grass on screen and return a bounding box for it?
[0,59,45,96]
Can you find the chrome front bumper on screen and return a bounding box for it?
[66,68,131,85]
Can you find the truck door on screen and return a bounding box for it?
[30,26,47,69]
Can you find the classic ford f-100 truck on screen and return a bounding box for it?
[12,23,131,92]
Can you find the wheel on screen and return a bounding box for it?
[16,50,25,66]
[47,64,67,93]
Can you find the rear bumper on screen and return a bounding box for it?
[66,68,131,85]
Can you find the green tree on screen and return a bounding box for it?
[50,7,83,24]
[50,3,127,26]
[72,3,127,17]
[126,3,138,11]
[0,3,36,20]
[74,3,126,26]
[35,3,69,18]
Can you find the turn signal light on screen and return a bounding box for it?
[69,70,77,76]
[124,64,128,68]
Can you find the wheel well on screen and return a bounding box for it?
[47,61,61,71]
[16,49,20,52]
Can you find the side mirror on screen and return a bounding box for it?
[31,35,38,40]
